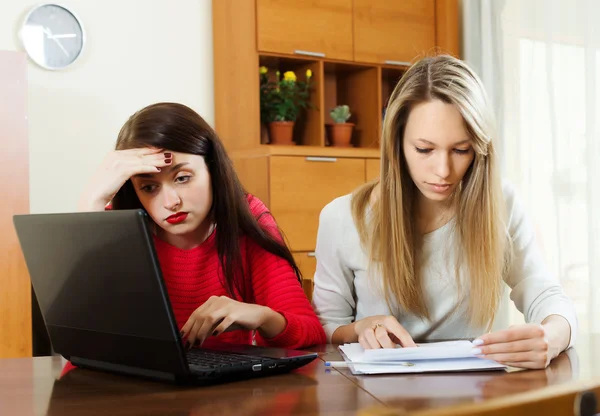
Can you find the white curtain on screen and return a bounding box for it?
[462,0,600,336]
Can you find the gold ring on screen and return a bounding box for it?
[373,323,383,330]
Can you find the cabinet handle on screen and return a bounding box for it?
[384,60,412,67]
[307,252,316,257]
[294,50,326,58]
[305,157,337,163]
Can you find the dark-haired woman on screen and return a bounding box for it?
[78,102,325,349]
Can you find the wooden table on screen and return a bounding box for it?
[1,335,599,415]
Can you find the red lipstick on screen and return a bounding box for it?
[166,212,188,224]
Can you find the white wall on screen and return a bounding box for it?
[0,0,214,213]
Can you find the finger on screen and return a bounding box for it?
[195,311,228,346]
[122,147,164,156]
[193,296,219,315]
[212,316,236,337]
[358,335,371,349]
[479,351,537,363]
[477,324,544,345]
[498,361,547,370]
[129,164,163,176]
[383,318,416,347]
[142,152,173,164]
[179,297,218,341]
[180,316,196,338]
[363,328,383,349]
[374,326,396,349]
[185,320,203,348]
[477,338,548,355]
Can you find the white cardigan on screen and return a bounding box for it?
[312,182,577,347]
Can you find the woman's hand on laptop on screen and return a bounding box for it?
[180,296,287,347]
[77,147,171,211]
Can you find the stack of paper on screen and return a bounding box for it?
[338,340,506,375]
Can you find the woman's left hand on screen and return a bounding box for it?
[473,323,556,369]
[180,296,286,347]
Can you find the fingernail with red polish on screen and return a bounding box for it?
[165,158,172,164]
[164,152,172,158]
[212,331,219,337]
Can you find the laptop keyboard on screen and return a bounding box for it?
[186,349,271,370]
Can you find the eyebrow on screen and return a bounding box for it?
[416,139,471,146]
[134,162,190,178]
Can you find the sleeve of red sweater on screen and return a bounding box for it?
[245,195,326,349]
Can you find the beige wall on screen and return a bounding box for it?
[0,0,214,213]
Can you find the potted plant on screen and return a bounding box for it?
[327,105,354,147]
[259,66,312,145]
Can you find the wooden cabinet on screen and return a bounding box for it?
[353,0,436,64]
[366,158,381,182]
[269,156,365,251]
[293,252,317,301]
[257,0,353,61]
[214,0,459,304]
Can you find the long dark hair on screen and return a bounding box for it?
[112,102,302,301]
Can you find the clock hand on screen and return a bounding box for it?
[51,37,70,57]
[43,27,69,58]
[49,33,76,39]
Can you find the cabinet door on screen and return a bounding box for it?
[365,158,381,182]
[292,252,317,301]
[353,0,436,65]
[257,0,353,61]
[270,156,365,251]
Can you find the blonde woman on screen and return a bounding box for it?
[312,55,576,369]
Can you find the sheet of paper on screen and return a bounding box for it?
[348,358,506,375]
[338,341,506,375]
[341,340,478,362]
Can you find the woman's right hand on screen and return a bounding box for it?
[78,147,171,211]
[354,315,416,349]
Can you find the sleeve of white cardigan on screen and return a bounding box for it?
[503,182,578,348]
[311,197,358,342]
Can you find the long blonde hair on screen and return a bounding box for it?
[351,55,510,328]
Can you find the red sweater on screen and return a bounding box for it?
[153,195,325,349]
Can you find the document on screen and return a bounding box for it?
[338,340,506,375]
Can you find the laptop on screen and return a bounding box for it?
[13,209,318,385]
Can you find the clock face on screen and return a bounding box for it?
[20,4,85,70]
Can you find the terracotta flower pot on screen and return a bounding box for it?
[268,121,295,145]
[327,123,354,147]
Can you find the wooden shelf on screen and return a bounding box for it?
[381,67,405,109]
[259,54,406,150]
[259,55,323,146]
[231,145,381,159]
[323,62,380,148]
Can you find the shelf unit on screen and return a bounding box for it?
[213,0,459,299]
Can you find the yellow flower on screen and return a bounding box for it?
[306,69,312,79]
[259,66,268,75]
[283,71,297,82]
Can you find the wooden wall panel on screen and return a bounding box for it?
[0,50,31,358]
[212,0,260,151]
[435,0,461,57]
